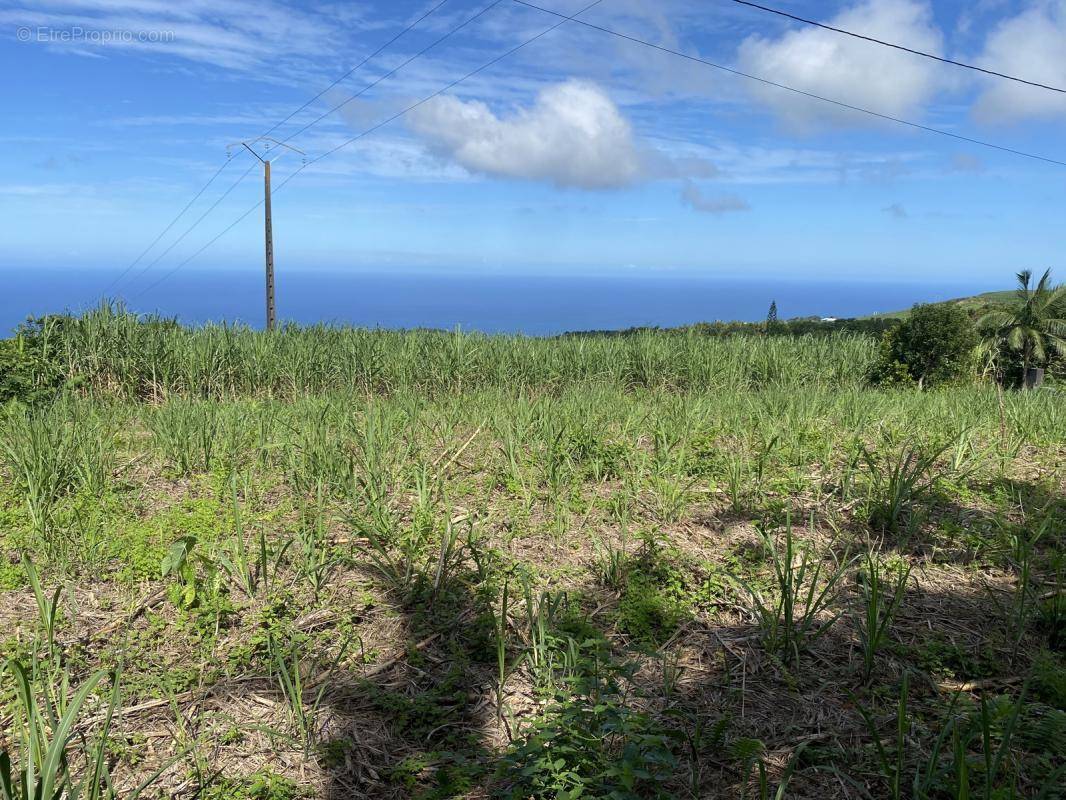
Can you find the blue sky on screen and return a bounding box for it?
[1,0,1064,297]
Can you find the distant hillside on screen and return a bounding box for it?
[864,289,1013,320]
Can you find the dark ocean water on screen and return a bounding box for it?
[1,267,997,336]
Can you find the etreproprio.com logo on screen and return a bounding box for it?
[17,26,175,44]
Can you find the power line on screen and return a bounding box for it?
[102,154,242,295]
[117,161,259,295]
[513,0,1066,169]
[728,0,1066,96]
[134,0,607,300]
[120,0,506,298]
[137,0,1066,301]
[298,0,597,169]
[259,0,454,142]
[275,0,508,147]
[108,1,454,297]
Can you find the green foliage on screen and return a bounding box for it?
[596,316,899,339]
[0,400,115,542]
[858,674,1066,800]
[149,401,220,476]
[268,633,334,757]
[764,300,780,334]
[979,269,1066,379]
[872,357,915,387]
[1,661,114,800]
[497,647,676,800]
[1031,650,1066,710]
[364,664,477,744]
[862,439,948,535]
[0,318,67,406]
[729,737,805,800]
[856,553,911,682]
[12,306,884,397]
[873,302,979,387]
[0,307,1064,799]
[0,558,165,800]
[386,752,483,799]
[1035,589,1066,652]
[160,535,219,608]
[742,518,850,666]
[615,549,692,647]
[199,771,309,800]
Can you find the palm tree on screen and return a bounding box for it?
[979,269,1066,387]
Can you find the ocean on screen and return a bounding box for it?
[0,267,996,336]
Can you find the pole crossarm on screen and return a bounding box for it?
[229,138,307,165]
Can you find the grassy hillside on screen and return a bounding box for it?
[1,309,1064,800]
[865,289,1014,320]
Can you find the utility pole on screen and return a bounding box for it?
[263,158,274,331]
[231,138,305,331]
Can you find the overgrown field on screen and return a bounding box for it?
[1,312,1064,799]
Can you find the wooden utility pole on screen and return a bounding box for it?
[233,138,304,331]
[263,158,275,330]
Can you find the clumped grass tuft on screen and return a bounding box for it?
[862,438,948,535]
[742,517,851,667]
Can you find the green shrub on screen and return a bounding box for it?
[1035,591,1066,652]
[199,770,309,800]
[614,547,694,647]
[497,649,676,799]
[1032,650,1066,710]
[0,318,68,405]
[872,303,978,387]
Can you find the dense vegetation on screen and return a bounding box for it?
[565,316,900,339]
[872,303,980,387]
[1,306,884,399]
[0,307,1063,799]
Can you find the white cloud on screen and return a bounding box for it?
[735,0,947,129]
[973,1,1066,122]
[680,181,749,214]
[407,80,643,190]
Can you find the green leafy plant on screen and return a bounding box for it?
[160,535,217,608]
[857,673,1065,800]
[269,637,324,757]
[1,662,114,800]
[855,671,916,800]
[497,644,676,800]
[594,533,629,591]
[742,517,850,666]
[863,440,948,535]
[22,556,61,660]
[293,486,338,601]
[0,317,67,405]
[147,399,222,476]
[1,560,168,800]
[731,737,806,800]
[856,552,911,683]
[218,477,289,598]
[1009,518,1048,663]
[521,577,569,688]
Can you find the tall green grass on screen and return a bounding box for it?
[34,305,880,398]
